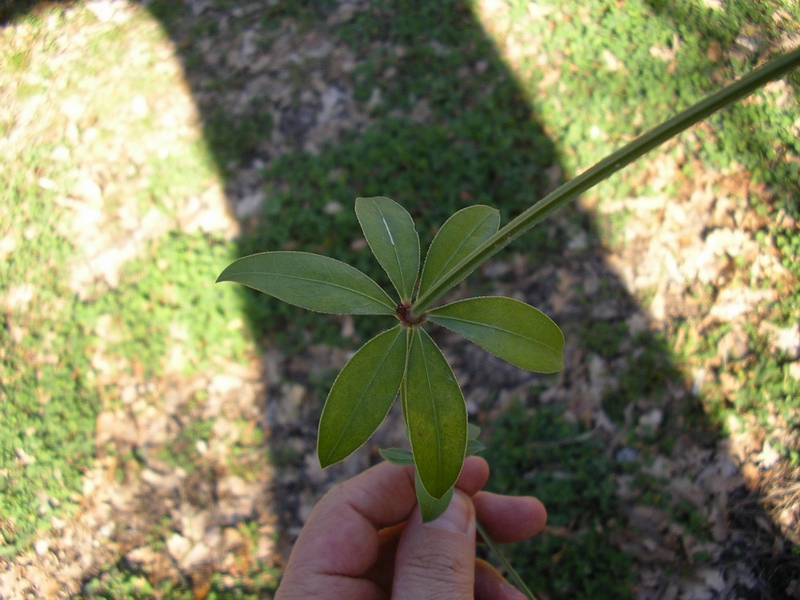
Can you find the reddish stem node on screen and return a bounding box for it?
[395,303,425,326]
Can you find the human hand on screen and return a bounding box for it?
[275,455,547,599]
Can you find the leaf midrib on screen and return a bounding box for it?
[429,314,560,352]
[231,269,393,309]
[322,328,401,465]
[417,329,443,495]
[376,202,410,300]
[425,211,496,291]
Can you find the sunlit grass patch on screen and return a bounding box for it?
[0,141,96,551]
[0,2,251,561]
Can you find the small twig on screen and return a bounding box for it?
[761,482,800,500]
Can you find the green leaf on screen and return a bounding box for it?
[428,296,564,373]
[217,251,396,315]
[418,205,500,299]
[466,423,484,456]
[466,438,486,457]
[405,328,467,500]
[379,447,414,466]
[317,326,407,467]
[415,470,454,523]
[355,196,420,303]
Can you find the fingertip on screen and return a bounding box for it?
[531,496,547,532]
[509,494,546,533]
[456,456,490,496]
[473,492,547,543]
[391,490,477,598]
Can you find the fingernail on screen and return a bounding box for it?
[426,490,472,535]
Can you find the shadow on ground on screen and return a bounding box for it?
[4,0,797,597]
[144,2,798,597]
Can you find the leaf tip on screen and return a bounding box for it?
[317,446,334,469]
[216,261,241,284]
[543,354,565,373]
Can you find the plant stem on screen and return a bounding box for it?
[476,519,537,600]
[412,47,800,315]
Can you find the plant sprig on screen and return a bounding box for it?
[219,49,800,519]
[219,195,565,517]
[217,48,799,597]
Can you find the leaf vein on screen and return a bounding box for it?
[435,212,495,280]
[431,315,559,351]
[230,270,391,308]
[376,203,408,297]
[323,329,401,464]
[418,330,443,492]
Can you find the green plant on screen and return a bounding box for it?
[220,196,565,518]
[218,49,800,597]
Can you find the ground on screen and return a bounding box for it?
[0,1,798,598]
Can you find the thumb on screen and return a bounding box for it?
[392,489,476,599]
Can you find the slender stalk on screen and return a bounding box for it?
[476,519,537,600]
[412,47,800,315]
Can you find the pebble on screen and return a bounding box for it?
[166,534,191,563]
[223,527,245,553]
[179,543,212,572]
[615,447,639,463]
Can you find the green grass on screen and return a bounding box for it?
[0,165,249,555]
[88,234,253,378]
[81,557,280,599]
[0,1,257,566]
[0,151,98,555]
[484,402,634,598]
[203,110,274,175]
